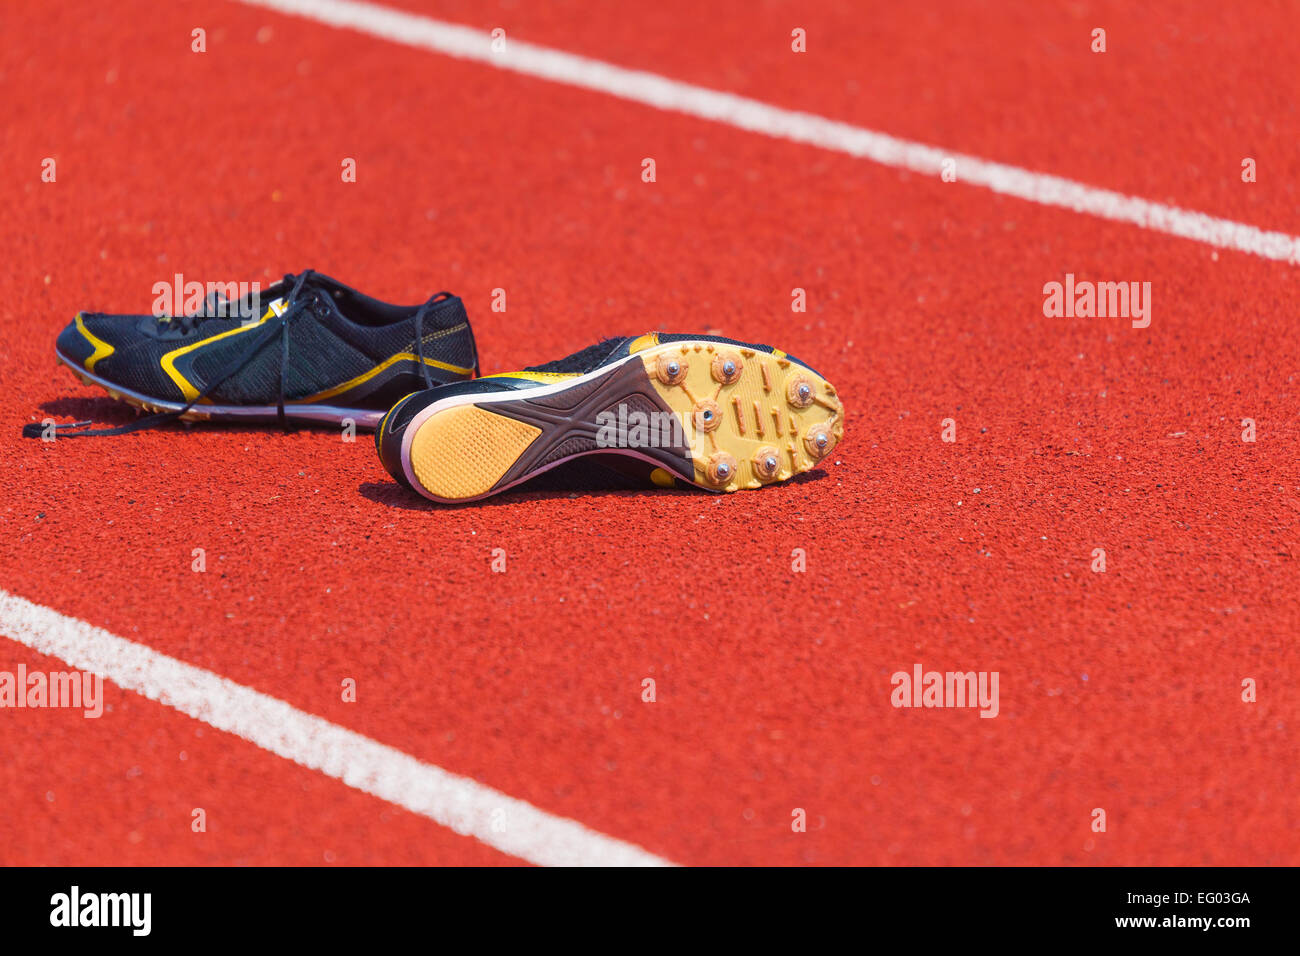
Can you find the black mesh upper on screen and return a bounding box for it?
[656,332,773,351]
[520,332,823,378]
[524,337,629,374]
[54,274,477,408]
[188,318,375,403]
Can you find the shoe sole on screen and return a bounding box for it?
[56,350,389,428]
[401,339,844,502]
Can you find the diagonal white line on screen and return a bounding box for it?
[0,589,674,867]
[237,0,1300,265]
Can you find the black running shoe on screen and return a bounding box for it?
[375,332,844,502]
[31,271,478,437]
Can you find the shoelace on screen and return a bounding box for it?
[157,291,239,335]
[411,291,453,390]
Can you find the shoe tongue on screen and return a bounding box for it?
[212,277,298,319]
[262,272,333,320]
[168,275,311,328]
[260,295,292,319]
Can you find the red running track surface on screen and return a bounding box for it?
[1,0,1297,865]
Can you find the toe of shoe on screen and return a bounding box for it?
[55,312,191,404]
[55,313,98,368]
[56,311,137,369]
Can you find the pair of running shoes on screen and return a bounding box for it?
[32,271,844,503]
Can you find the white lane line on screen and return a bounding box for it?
[237,0,1300,265]
[0,589,673,867]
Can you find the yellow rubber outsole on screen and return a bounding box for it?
[409,403,543,500]
[640,341,843,491]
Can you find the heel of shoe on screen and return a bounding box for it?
[408,404,543,501]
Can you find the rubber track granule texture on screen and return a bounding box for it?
[4,0,1300,867]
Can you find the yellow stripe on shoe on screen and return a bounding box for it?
[296,352,474,404]
[626,332,660,353]
[75,313,115,372]
[159,308,277,402]
[488,371,582,383]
